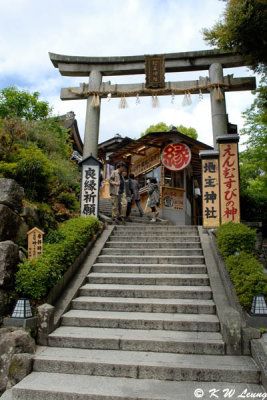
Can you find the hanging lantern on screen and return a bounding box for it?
[136,93,141,105]
[107,93,112,102]
[171,93,175,104]
[199,89,203,101]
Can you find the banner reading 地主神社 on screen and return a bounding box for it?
[218,136,240,224]
[199,151,220,227]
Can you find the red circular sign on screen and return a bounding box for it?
[161,142,191,171]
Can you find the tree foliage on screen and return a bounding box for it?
[239,76,267,228]
[0,87,80,225]
[141,122,198,139]
[202,0,267,73]
[0,86,51,120]
[239,76,267,195]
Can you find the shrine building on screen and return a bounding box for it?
[98,128,212,226]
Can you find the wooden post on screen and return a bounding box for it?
[217,135,240,224]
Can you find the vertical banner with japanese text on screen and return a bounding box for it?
[200,152,220,227]
[219,140,240,224]
[80,156,100,218]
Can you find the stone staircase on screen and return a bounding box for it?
[10,224,265,399]
[99,197,167,224]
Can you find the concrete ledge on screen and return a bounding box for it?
[251,338,267,390]
[247,314,267,329]
[200,227,262,356]
[198,226,242,355]
[3,317,38,329]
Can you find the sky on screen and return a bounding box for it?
[0,0,258,149]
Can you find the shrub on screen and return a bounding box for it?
[57,191,79,212]
[225,251,267,309]
[15,216,101,301]
[216,221,256,259]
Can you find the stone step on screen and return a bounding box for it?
[87,273,209,286]
[105,241,201,249]
[60,310,220,331]
[92,263,207,274]
[114,226,198,233]
[101,248,203,256]
[33,349,260,384]
[109,235,200,242]
[79,284,212,299]
[71,296,216,314]
[115,224,198,234]
[96,255,205,264]
[47,327,224,354]
[124,218,170,225]
[12,373,265,400]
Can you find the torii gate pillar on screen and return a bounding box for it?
[209,63,228,150]
[84,70,102,158]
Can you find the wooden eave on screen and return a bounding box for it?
[109,131,212,176]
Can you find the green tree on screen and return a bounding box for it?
[141,122,198,139]
[0,86,51,119]
[239,76,267,193]
[176,125,198,140]
[141,122,170,136]
[202,0,267,73]
[239,76,267,227]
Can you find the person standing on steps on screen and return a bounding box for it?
[147,177,160,222]
[109,161,127,224]
[129,173,143,217]
[122,171,133,221]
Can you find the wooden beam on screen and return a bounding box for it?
[60,76,256,100]
[49,50,246,76]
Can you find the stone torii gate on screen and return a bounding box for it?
[49,49,255,158]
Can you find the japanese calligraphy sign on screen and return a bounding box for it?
[161,143,191,172]
[131,150,160,176]
[145,55,165,89]
[219,141,240,224]
[200,152,220,227]
[27,227,44,261]
[80,155,101,218]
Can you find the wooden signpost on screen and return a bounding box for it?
[27,227,44,261]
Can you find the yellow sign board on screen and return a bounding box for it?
[202,158,220,227]
[219,142,240,224]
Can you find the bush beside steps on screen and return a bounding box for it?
[15,216,101,302]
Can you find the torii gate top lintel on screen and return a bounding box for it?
[49,49,256,158]
[49,49,245,76]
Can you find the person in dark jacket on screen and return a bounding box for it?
[147,177,160,222]
[129,173,143,216]
[122,171,133,219]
